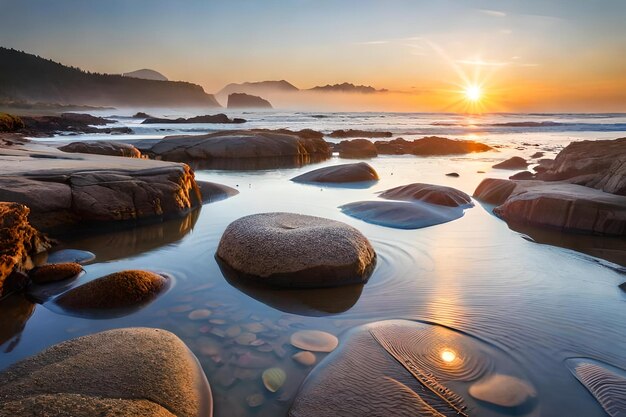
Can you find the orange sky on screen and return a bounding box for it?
[2,0,625,112]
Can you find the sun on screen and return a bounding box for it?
[464,84,482,102]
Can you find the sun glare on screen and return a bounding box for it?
[465,85,482,102]
[440,349,457,363]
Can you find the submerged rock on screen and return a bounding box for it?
[337,139,378,158]
[469,374,537,407]
[340,200,466,229]
[197,181,239,203]
[0,328,212,417]
[374,136,492,156]
[29,262,82,284]
[55,270,170,316]
[566,358,626,417]
[0,203,50,296]
[474,179,626,235]
[290,330,338,353]
[216,213,376,288]
[536,137,626,195]
[289,320,533,417]
[292,351,317,366]
[493,156,528,170]
[45,249,96,265]
[291,162,379,184]
[262,367,287,392]
[227,93,272,109]
[379,183,472,207]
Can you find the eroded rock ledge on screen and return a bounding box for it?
[0,203,51,296]
[474,178,626,236]
[0,146,204,230]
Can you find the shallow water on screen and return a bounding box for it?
[3,112,626,416]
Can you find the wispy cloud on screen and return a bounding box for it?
[480,9,506,17]
[456,59,509,67]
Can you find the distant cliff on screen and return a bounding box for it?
[227,93,273,109]
[0,47,220,107]
[121,69,168,81]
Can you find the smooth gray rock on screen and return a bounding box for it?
[379,183,472,207]
[59,141,142,158]
[216,213,376,288]
[292,162,379,184]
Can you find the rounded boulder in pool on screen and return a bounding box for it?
[216,213,376,288]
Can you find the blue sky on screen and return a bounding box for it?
[1,0,625,110]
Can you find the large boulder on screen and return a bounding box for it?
[0,146,208,229]
[55,270,170,317]
[59,141,142,158]
[0,328,212,417]
[289,320,535,417]
[291,163,379,184]
[337,139,378,158]
[473,178,518,205]
[474,179,626,235]
[227,93,272,109]
[536,137,626,195]
[379,183,473,207]
[375,136,492,156]
[0,203,50,296]
[216,213,376,288]
[150,131,331,164]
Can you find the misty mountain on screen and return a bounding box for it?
[0,47,220,107]
[121,69,168,81]
[308,83,386,93]
[217,80,299,97]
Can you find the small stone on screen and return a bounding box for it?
[169,304,193,313]
[292,351,316,366]
[226,325,242,338]
[30,263,82,284]
[445,172,460,177]
[262,368,287,393]
[469,374,537,407]
[243,322,265,333]
[246,393,265,408]
[290,330,339,353]
[188,309,211,320]
[210,319,226,325]
[236,332,257,345]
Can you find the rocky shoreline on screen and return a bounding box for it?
[0,112,625,417]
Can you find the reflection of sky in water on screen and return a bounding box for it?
[4,114,625,417]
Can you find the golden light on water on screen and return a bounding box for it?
[440,348,457,363]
